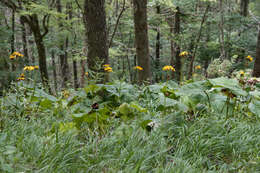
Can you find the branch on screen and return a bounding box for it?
[0,0,18,10]
[188,4,210,79]
[41,14,50,38]
[108,0,126,48]
[74,0,82,10]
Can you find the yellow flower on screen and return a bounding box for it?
[104,66,113,72]
[23,66,35,71]
[195,65,201,70]
[34,65,39,69]
[162,65,175,71]
[17,73,25,81]
[179,51,188,57]
[9,55,15,59]
[240,70,245,76]
[246,55,253,62]
[20,73,25,78]
[134,66,143,71]
[17,77,25,81]
[9,52,24,59]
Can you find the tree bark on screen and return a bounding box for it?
[133,0,151,83]
[84,0,109,78]
[253,24,260,77]
[28,14,50,90]
[20,16,29,64]
[51,50,58,93]
[173,7,181,82]
[240,0,249,17]
[219,0,226,59]
[57,0,69,87]
[155,5,161,82]
[11,9,15,71]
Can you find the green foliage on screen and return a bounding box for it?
[1,77,260,172]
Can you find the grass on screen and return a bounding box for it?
[1,78,260,172]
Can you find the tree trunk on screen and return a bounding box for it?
[11,9,15,71]
[155,5,161,82]
[57,0,69,87]
[20,16,29,64]
[133,0,151,83]
[84,0,109,78]
[29,15,50,90]
[253,24,260,77]
[51,50,58,92]
[219,0,226,59]
[174,7,181,82]
[26,25,35,64]
[188,4,209,79]
[240,0,249,17]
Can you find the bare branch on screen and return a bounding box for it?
[108,0,127,48]
[74,0,82,10]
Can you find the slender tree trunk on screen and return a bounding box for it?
[51,50,58,92]
[26,25,35,64]
[11,9,15,71]
[166,14,175,79]
[155,5,161,82]
[84,0,109,80]
[188,5,209,79]
[173,7,181,82]
[219,0,226,59]
[29,15,50,90]
[240,0,249,17]
[133,0,151,83]
[20,16,29,64]
[253,24,260,77]
[57,0,69,87]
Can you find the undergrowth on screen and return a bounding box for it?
[0,77,260,172]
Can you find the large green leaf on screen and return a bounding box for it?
[248,99,260,117]
[208,77,247,96]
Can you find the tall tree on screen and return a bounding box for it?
[253,23,260,77]
[133,0,151,83]
[219,0,226,59]
[240,0,249,17]
[84,0,109,77]
[174,7,181,82]
[155,5,161,82]
[0,0,52,90]
[56,0,69,88]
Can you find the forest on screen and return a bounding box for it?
[0,0,260,172]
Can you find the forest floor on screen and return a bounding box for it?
[1,78,260,172]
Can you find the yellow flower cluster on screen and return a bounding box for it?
[134,66,143,71]
[195,65,201,70]
[17,73,25,81]
[246,55,253,62]
[162,65,175,71]
[23,65,39,71]
[103,64,113,72]
[179,51,188,57]
[9,52,24,59]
